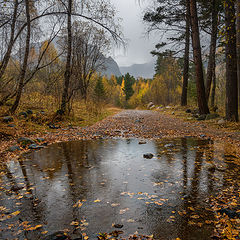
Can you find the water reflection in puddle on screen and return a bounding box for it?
[0,138,239,240]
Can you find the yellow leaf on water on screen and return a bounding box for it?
[111,203,120,207]
[94,199,101,203]
[191,215,200,219]
[34,224,43,229]
[127,219,135,223]
[12,211,20,216]
[70,221,79,226]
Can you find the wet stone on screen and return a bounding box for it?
[42,231,70,240]
[139,140,147,144]
[17,137,34,145]
[197,114,207,121]
[8,145,20,152]
[113,224,123,229]
[26,109,33,115]
[28,144,45,150]
[147,102,154,109]
[2,116,13,123]
[48,123,61,129]
[143,153,154,159]
[135,119,142,123]
[164,143,175,148]
[19,111,28,118]
[11,185,24,191]
[205,113,219,120]
[217,208,240,219]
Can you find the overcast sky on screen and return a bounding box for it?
[110,0,158,67]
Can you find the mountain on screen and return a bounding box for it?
[100,57,122,78]
[120,61,155,79]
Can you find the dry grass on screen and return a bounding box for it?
[158,105,240,133]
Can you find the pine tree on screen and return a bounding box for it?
[94,77,105,101]
[123,73,135,101]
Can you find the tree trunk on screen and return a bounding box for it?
[181,0,190,106]
[205,0,218,102]
[210,60,216,107]
[189,0,209,114]
[0,0,19,80]
[225,0,238,121]
[60,0,72,115]
[10,0,31,114]
[237,0,240,114]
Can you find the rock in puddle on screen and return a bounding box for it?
[143,153,154,159]
[42,231,70,240]
[42,231,83,240]
[113,223,123,229]
[10,185,24,191]
[164,143,175,148]
[139,140,147,145]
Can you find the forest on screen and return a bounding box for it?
[0,0,239,123]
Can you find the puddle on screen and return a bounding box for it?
[0,138,240,240]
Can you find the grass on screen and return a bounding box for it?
[157,105,240,133]
[0,98,121,140]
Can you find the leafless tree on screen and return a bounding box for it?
[69,21,110,102]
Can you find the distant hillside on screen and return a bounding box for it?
[100,57,122,78]
[120,61,155,79]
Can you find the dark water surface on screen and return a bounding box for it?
[0,138,239,240]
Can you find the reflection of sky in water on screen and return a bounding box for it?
[0,138,239,240]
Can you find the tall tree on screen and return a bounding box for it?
[189,0,209,114]
[237,0,240,112]
[181,0,190,106]
[0,0,19,80]
[123,73,135,101]
[70,22,109,102]
[205,0,219,103]
[10,0,31,113]
[225,0,238,121]
[59,0,72,115]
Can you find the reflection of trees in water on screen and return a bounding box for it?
[61,142,82,236]
[205,140,215,194]
[189,140,204,203]
[0,162,19,194]
[0,159,46,239]
[150,138,216,239]
[31,146,64,179]
[18,160,44,239]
